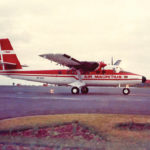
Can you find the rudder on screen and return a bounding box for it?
[0,39,22,70]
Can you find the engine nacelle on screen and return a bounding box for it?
[113,66,121,73]
[103,65,122,73]
[95,61,107,71]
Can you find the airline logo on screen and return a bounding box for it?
[84,75,123,79]
[84,75,141,80]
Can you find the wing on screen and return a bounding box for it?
[39,53,99,72]
[39,53,80,67]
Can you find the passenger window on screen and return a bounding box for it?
[58,71,62,74]
[102,70,105,74]
[67,70,70,74]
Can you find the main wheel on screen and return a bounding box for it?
[81,86,89,94]
[123,88,130,95]
[71,87,79,94]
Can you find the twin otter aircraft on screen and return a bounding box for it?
[0,39,146,95]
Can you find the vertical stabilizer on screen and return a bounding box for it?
[0,39,22,70]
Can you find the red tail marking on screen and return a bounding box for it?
[0,39,22,70]
[0,39,13,50]
[3,54,22,70]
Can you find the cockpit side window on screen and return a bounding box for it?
[96,70,100,74]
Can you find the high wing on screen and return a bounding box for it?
[39,54,80,67]
[39,53,99,72]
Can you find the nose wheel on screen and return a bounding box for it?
[123,88,130,95]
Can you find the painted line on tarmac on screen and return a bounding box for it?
[131,94,150,97]
[0,94,148,102]
[0,95,80,101]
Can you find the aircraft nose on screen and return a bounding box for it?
[142,76,146,83]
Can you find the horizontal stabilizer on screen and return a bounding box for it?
[0,61,16,66]
[21,64,28,67]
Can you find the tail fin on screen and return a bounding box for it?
[0,39,22,70]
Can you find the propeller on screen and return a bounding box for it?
[111,57,114,65]
[114,60,122,66]
[110,57,122,73]
[111,57,122,66]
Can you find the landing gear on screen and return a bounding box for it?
[123,88,130,95]
[71,86,89,94]
[81,86,89,94]
[71,87,79,94]
[71,70,89,94]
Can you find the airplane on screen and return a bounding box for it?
[0,38,147,95]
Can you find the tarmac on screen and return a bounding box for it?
[0,86,150,119]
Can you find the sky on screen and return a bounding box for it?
[0,0,150,85]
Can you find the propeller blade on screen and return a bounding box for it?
[114,60,122,66]
[111,57,114,65]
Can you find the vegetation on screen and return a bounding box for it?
[0,114,150,149]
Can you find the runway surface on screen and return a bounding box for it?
[0,86,150,119]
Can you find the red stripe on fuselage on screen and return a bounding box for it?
[0,70,141,76]
[0,70,141,81]
[0,73,79,80]
[0,73,141,81]
[83,78,141,81]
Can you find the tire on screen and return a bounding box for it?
[123,88,130,95]
[71,87,79,94]
[81,86,89,94]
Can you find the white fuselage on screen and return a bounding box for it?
[0,70,142,86]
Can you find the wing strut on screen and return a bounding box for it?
[69,70,85,88]
[76,70,82,82]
